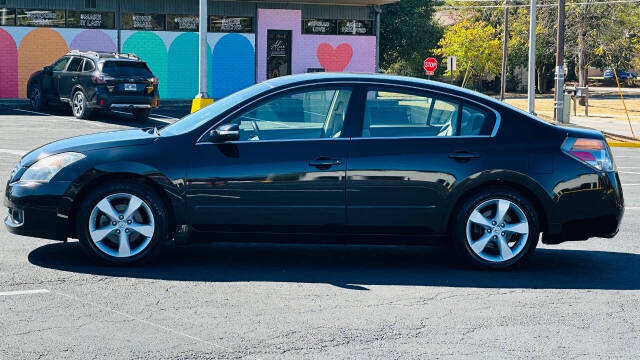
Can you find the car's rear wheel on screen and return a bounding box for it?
[453,187,540,269]
[30,84,43,111]
[132,108,150,122]
[71,90,92,119]
[76,181,167,265]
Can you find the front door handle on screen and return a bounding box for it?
[309,157,342,168]
[449,151,480,161]
[71,76,78,81]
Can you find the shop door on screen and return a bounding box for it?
[266,30,292,79]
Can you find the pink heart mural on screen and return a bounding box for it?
[317,43,353,72]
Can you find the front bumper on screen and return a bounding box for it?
[4,180,70,241]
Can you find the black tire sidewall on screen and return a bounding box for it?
[75,181,167,265]
[453,188,540,270]
[30,84,42,110]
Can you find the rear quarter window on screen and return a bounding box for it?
[100,61,153,77]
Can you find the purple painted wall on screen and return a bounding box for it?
[256,9,376,82]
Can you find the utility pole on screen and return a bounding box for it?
[500,0,509,101]
[527,0,537,114]
[191,0,213,112]
[554,0,566,122]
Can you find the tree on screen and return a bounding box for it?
[380,0,443,77]
[434,19,502,89]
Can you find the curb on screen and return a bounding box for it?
[607,140,640,148]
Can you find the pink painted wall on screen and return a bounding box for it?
[256,9,376,82]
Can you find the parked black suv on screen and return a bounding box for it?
[27,50,159,121]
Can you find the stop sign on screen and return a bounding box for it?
[423,57,438,75]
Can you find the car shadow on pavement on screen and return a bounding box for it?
[28,241,640,290]
[10,105,179,129]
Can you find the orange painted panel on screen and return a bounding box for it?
[18,28,68,98]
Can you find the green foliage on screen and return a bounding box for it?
[380,0,443,77]
[434,19,502,88]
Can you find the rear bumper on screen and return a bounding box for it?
[543,171,624,244]
[87,90,158,110]
[4,180,69,241]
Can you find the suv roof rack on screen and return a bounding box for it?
[67,50,140,61]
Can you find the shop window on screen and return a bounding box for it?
[209,16,253,33]
[0,8,15,26]
[67,11,115,29]
[16,9,66,27]
[121,13,166,31]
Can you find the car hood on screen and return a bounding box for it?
[21,129,157,167]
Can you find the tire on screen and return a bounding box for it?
[75,180,168,266]
[452,187,540,270]
[29,84,44,111]
[71,90,92,119]
[132,108,150,122]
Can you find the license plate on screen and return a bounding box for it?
[124,83,137,91]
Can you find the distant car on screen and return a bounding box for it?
[5,73,624,269]
[603,69,638,80]
[26,50,159,121]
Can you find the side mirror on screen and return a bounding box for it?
[43,66,53,74]
[209,123,240,142]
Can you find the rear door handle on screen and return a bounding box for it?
[449,151,480,161]
[309,157,342,168]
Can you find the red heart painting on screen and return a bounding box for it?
[317,43,353,72]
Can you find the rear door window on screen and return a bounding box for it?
[66,57,84,72]
[52,56,71,71]
[100,61,153,77]
[82,59,95,72]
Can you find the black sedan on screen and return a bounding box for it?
[4,73,624,269]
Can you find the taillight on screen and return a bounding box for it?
[562,137,615,172]
[92,75,106,84]
[148,77,159,85]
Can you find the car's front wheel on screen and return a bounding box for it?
[453,187,540,269]
[71,90,92,119]
[29,84,43,111]
[76,181,168,265]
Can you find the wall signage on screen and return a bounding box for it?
[121,13,166,31]
[209,16,253,33]
[67,11,115,29]
[302,19,336,34]
[167,14,198,31]
[16,9,65,27]
[337,19,373,35]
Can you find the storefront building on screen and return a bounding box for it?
[0,0,393,100]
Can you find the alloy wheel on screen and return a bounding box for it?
[465,198,529,263]
[73,92,84,117]
[88,193,155,258]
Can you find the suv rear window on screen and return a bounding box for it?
[99,61,153,77]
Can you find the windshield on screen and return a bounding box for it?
[100,61,153,77]
[160,82,272,136]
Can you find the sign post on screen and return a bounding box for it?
[447,56,457,84]
[423,57,438,77]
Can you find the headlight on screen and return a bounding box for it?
[20,152,85,183]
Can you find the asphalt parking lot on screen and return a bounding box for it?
[1,104,639,359]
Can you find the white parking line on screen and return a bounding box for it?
[112,110,172,124]
[627,207,640,210]
[150,113,178,120]
[618,171,640,175]
[0,289,50,296]
[12,108,106,127]
[0,148,26,156]
[618,167,640,169]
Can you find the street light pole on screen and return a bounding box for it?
[192,0,213,112]
[554,0,566,122]
[527,0,537,114]
[500,0,509,101]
